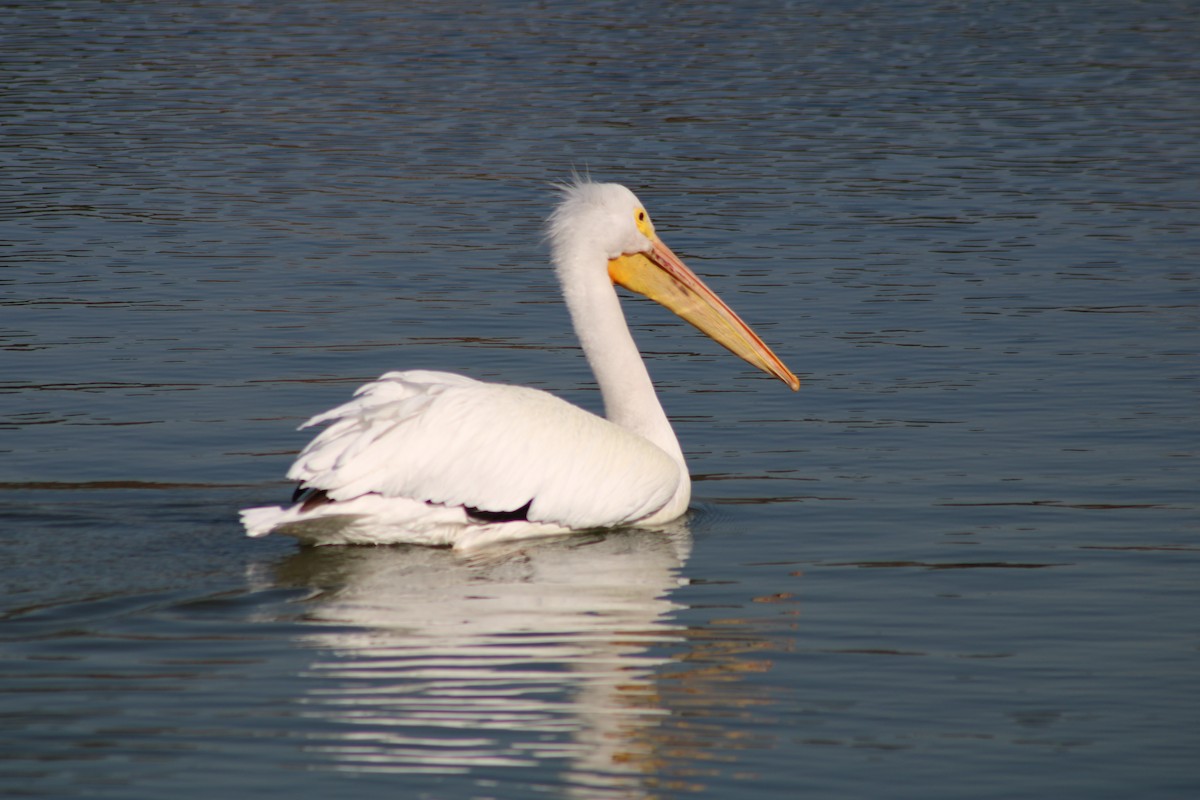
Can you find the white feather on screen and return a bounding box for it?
[287,370,680,528]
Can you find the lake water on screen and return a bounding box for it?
[2,1,1197,797]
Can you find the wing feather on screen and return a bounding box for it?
[287,371,681,528]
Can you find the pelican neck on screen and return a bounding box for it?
[556,249,686,468]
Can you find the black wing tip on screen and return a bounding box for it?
[292,485,334,512]
[464,499,533,524]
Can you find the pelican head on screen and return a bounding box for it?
[548,180,800,391]
[548,181,654,261]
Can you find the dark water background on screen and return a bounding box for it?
[2,1,1197,797]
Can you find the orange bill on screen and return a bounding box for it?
[609,237,800,391]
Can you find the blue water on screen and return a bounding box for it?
[2,1,1197,797]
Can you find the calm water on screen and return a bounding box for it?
[2,1,1197,797]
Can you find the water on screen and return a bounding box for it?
[2,1,1197,797]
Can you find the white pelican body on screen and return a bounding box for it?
[241,181,798,550]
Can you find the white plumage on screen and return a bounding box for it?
[241,180,798,550]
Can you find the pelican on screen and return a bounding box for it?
[241,180,799,550]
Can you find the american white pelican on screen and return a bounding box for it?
[241,180,798,549]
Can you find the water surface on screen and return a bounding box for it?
[2,1,1197,798]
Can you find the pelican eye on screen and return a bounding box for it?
[634,208,654,237]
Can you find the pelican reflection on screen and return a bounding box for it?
[269,525,692,796]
